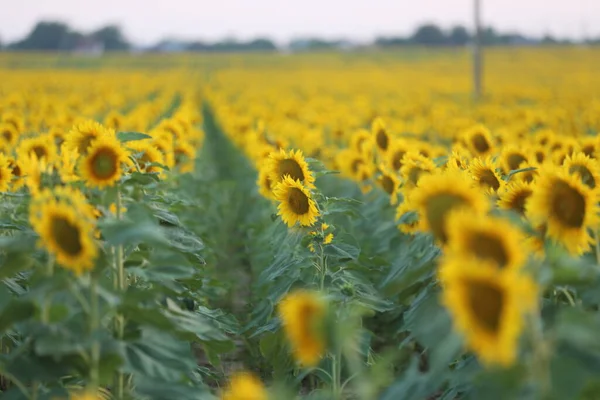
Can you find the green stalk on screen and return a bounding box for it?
[113,187,126,399]
[90,275,100,390]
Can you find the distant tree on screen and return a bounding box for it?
[91,25,129,50]
[246,38,277,51]
[374,36,409,47]
[10,21,70,50]
[449,26,470,46]
[411,24,446,45]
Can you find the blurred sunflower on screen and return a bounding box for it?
[80,135,128,188]
[463,125,495,158]
[444,210,527,270]
[349,129,373,155]
[30,192,97,275]
[7,157,25,192]
[468,157,504,195]
[499,146,529,174]
[266,148,315,188]
[0,122,18,148]
[0,154,12,192]
[17,134,57,163]
[386,138,410,171]
[408,169,488,244]
[395,201,420,234]
[273,176,319,227]
[563,152,600,189]
[497,180,533,217]
[221,371,267,400]
[278,290,327,367]
[174,140,196,173]
[377,165,400,205]
[127,140,165,175]
[64,120,112,155]
[399,152,437,192]
[371,117,390,153]
[527,165,599,255]
[439,258,538,367]
[257,165,276,200]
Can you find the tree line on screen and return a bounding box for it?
[1,20,598,52]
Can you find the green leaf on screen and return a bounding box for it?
[0,299,36,332]
[117,131,152,142]
[134,377,216,400]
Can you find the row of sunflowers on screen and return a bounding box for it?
[1,49,600,399]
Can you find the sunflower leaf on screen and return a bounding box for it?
[117,131,152,142]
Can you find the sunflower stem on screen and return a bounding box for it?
[90,273,100,390]
[331,347,342,399]
[529,313,550,396]
[113,187,126,399]
[595,228,600,266]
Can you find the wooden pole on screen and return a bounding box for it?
[473,0,483,100]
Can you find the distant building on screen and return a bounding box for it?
[72,38,104,56]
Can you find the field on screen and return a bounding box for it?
[1,47,600,400]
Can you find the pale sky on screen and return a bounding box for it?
[2,0,599,45]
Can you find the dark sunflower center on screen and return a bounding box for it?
[278,159,305,182]
[509,190,532,215]
[381,175,395,195]
[2,130,12,142]
[472,134,490,153]
[408,167,424,186]
[10,164,21,177]
[583,145,595,158]
[478,169,500,191]
[551,180,586,228]
[32,146,47,159]
[351,159,364,174]
[468,232,509,267]
[376,129,389,151]
[425,193,468,243]
[392,150,406,170]
[90,147,118,179]
[288,187,310,215]
[569,165,596,189]
[535,151,545,163]
[466,279,504,334]
[50,217,83,256]
[507,153,527,171]
[78,134,96,154]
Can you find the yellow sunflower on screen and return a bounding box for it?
[371,117,390,153]
[64,120,113,155]
[497,180,533,217]
[0,154,12,192]
[127,140,165,175]
[174,140,196,173]
[377,165,400,205]
[499,145,530,174]
[273,176,319,227]
[80,135,129,188]
[69,390,104,400]
[386,138,410,171]
[399,152,437,192]
[17,134,58,163]
[444,210,528,271]
[468,157,504,195]
[266,148,315,188]
[563,152,600,189]
[7,157,25,192]
[439,257,538,367]
[395,201,420,234]
[278,290,327,367]
[257,165,276,201]
[221,371,268,400]
[408,169,489,244]
[527,165,599,255]
[446,147,471,171]
[30,192,97,275]
[462,124,495,158]
[0,122,18,148]
[350,129,373,155]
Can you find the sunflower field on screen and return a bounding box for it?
[0,48,600,400]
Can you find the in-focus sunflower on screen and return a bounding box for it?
[463,125,495,158]
[80,135,129,188]
[278,290,327,367]
[372,117,390,153]
[377,165,400,205]
[273,176,319,227]
[30,193,97,275]
[468,157,505,195]
[439,258,538,367]
[497,180,533,217]
[266,148,315,188]
[64,120,113,155]
[527,165,599,255]
[408,169,489,243]
[444,210,528,270]
[564,152,600,189]
[221,371,268,400]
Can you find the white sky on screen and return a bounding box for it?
[2,0,599,45]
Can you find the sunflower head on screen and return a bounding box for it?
[463,124,495,158]
[273,176,319,228]
[377,165,400,205]
[497,180,533,217]
[500,146,530,174]
[399,152,437,192]
[278,290,327,367]
[526,165,599,255]
[17,134,58,164]
[439,257,538,367]
[221,371,268,400]
[80,135,129,188]
[371,117,390,152]
[257,165,276,200]
[174,140,196,173]
[0,153,12,192]
[65,120,113,156]
[127,140,165,175]
[0,122,18,148]
[564,152,600,189]
[267,148,315,188]
[386,138,410,171]
[408,169,489,244]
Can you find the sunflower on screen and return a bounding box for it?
[69,390,104,400]
[64,120,113,155]
[499,146,530,174]
[150,132,175,168]
[350,129,373,155]
[497,180,533,217]
[0,154,12,192]
[386,139,411,171]
[266,148,315,189]
[563,152,600,189]
[580,137,598,159]
[278,290,327,367]
[444,210,528,270]
[174,140,196,173]
[0,123,18,148]
[463,125,495,158]
[527,165,599,255]
[371,117,390,153]
[399,152,437,192]
[439,257,538,367]
[80,135,129,188]
[468,157,504,195]
[408,169,489,244]
[21,155,51,195]
[273,176,319,227]
[7,157,25,192]
[59,148,81,183]
[17,134,57,163]
[446,146,471,171]
[395,201,420,234]
[257,165,276,200]
[308,222,334,252]
[30,192,97,275]
[377,165,400,205]
[127,140,165,175]
[221,371,268,400]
